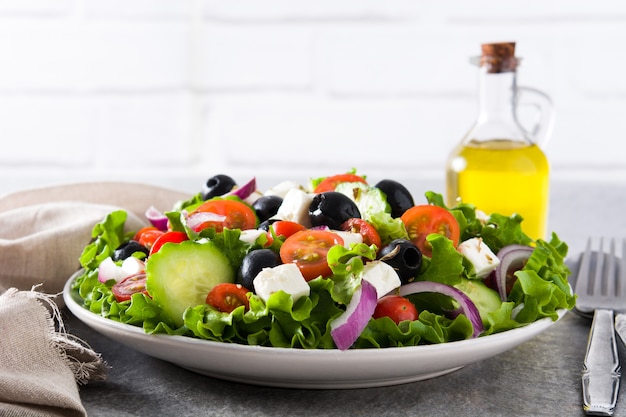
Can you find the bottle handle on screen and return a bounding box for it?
[514,86,555,148]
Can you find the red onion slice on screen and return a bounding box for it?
[399,281,484,338]
[145,205,169,231]
[494,245,534,302]
[310,225,330,231]
[330,280,378,350]
[185,211,228,231]
[226,177,257,200]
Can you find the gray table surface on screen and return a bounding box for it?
[63,179,626,417]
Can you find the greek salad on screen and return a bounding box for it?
[72,172,575,350]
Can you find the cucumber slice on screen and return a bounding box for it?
[335,182,391,222]
[146,240,235,327]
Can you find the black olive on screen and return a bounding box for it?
[112,240,149,261]
[201,174,236,200]
[378,239,422,284]
[308,191,361,230]
[237,249,281,293]
[375,179,415,218]
[257,218,278,231]
[257,218,279,231]
[252,195,283,223]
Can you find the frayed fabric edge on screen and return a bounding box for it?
[26,285,109,385]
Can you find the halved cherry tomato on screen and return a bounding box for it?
[279,229,344,281]
[271,220,306,239]
[400,205,460,258]
[206,283,250,313]
[313,174,367,193]
[264,220,306,247]
[190,199,257,232]
[134,227,165,250]
[373,295,418,324]
[112,273,149,302]
[149,231,189,255]
[340,218,382,250]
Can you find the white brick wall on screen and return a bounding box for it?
[1,0,626,196]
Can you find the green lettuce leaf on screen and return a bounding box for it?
[78,210,131,270]
[367,211,409,247]
[356,311,473,348]
[417,234,464,285]
[508,234,576,323]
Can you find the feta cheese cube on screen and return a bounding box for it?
[475,209,490,224]
[254,263,310,303]
[362,261,401,298]
[333,230,363,248]
[272,188,314,227]
[457,237,500,278]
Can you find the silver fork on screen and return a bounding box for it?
[575,238,624,416]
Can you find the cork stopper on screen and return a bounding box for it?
[480,42,518,73]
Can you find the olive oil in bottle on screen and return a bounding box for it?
[446,139,549,240]
[445,42,553,241]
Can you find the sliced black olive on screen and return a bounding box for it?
[112,240,149,261]
[252,195,284,223]
[201,174,236,200]
[375,179,415,218]
[237,249,281,293]
[378,239,422,284]
[308,191,361,230]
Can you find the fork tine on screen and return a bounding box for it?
[592,238,605,296]
[575,238,593,297]
[620,238,626,295]
[620,238,626,298]
[605,238,617,297]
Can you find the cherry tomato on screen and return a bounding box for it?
[206,283,250,313]
[149,231,189,255]
[112,273,149,303]
[190,199,257,232]
[400,205,460,258]
[271,220,306,239]
[373,295,418,324]
[279,229,344,281]
[314,174,367,193]
[134,227,165,250]
[340,218,382,250]
[264,220,306,247]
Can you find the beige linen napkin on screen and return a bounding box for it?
[0,288,105,417]
[0,181,191,417]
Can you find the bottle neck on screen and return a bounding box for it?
[477,67,517,124]
[466,66,532,144]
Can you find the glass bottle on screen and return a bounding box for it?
[445,42,553,241]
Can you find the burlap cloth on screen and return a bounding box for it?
[0,182,189,417]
